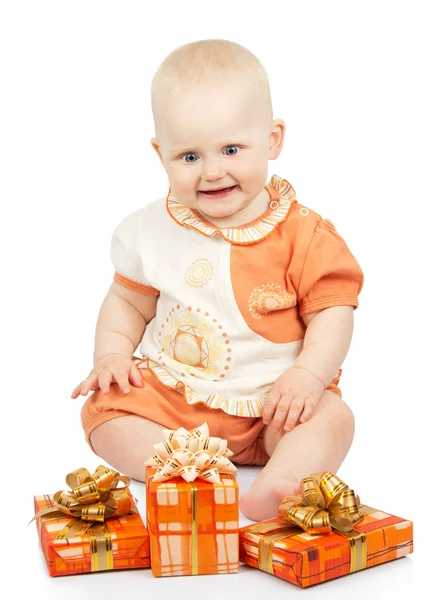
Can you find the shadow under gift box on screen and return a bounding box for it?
[34,493,150,577]
[146,465,239,576]
[239,504,413,588]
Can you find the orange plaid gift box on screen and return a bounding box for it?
[33,465,150,577]
[239,472,413,588]
[145,423,240,577]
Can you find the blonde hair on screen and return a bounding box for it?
[151,39,273,122]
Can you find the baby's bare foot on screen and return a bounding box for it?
[240,467,301,522]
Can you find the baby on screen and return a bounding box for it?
[72,39,363,522]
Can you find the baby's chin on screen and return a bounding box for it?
[173,189,250,223]
[195,195,244,220]
[197,203,237,218]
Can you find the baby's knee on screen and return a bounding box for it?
[89,419,116,457]
[321,391,355,444]
[337,396,355,430]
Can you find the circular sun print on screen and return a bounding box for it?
[184,258,214,288]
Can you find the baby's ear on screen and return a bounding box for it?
[150,137,164,164]
[269,119,286,160]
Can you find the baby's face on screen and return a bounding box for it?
[151,80,283,222]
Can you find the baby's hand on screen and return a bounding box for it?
[71,354,144,398]
[262,366,325,433]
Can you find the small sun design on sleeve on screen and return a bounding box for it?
[249,283,296,319]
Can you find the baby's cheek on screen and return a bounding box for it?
[169,180,197,208]
[239,158,266,184]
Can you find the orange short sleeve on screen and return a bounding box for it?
[290,219,364,317]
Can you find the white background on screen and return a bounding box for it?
[1,1,438,598]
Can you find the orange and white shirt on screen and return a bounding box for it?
[111,174,364,417]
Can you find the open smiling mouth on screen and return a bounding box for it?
[199,185,238,198]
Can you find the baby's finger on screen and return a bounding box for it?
[129,364,144,388]
[272,394,292,432]
[300,397,319,423]
[71,383,84,399]
[98,370,113,394]
[74,373,99,397]
[262,389,280,424]
[113,370,131,395]
[284,396,306,431]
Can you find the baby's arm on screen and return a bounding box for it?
[294,305,354,388]
[71,281,158,398]
[263,306,354,432]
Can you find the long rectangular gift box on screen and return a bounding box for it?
[239,496,413,588]
[145,423,240,577]
[34,466,150,577]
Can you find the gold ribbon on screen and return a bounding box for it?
[190,482,198,575]
[247,473,372,580]
[278,471,364,534]
[32,465,136,572]
[145,422,237,484]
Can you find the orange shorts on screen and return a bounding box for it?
[81,363,342,466]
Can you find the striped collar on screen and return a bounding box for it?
[166,174,297,245]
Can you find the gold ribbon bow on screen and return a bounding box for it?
[145,422,237,484]
[32,465,136,572]
[278,471,364,534]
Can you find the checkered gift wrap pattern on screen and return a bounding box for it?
[34,493,151,577]
[146,467,239,576]
[239,504,413,588]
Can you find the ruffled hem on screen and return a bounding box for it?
[145,359,266,418]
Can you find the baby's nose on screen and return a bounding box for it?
[202,158,226,181]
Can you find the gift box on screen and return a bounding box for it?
[239,472,413,588]
[33,466,150,577]
[145,423,240,576]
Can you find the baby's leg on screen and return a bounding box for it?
[90,416,164,482]
[240,390,355,521]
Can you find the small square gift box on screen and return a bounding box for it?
[145,422,240,577]
[239,472,413,588]
[32,465,150,576]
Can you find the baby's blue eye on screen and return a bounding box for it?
[183,153,198,163]
[225,146,239,155]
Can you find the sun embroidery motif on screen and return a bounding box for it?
[184,258,214,288]
[169,325,209,369]
[158,305,232,380]
[249,283,296,320]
